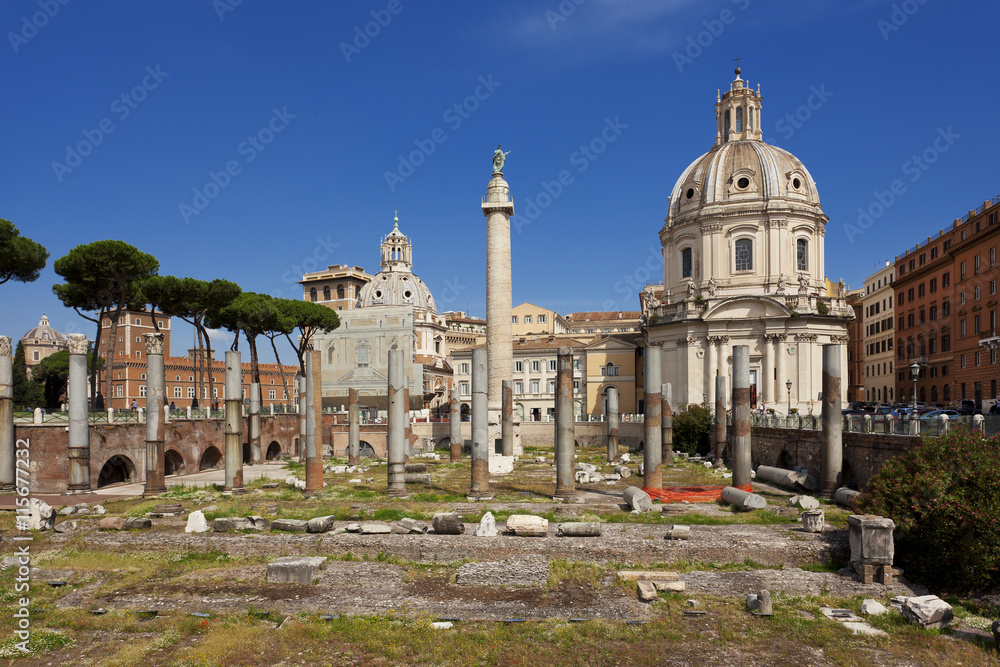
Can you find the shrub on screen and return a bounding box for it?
[672,403,713,456]
[858,428,1000,593]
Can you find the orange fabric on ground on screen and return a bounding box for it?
[643,484,753,503]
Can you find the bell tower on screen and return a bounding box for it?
[379,212,413,273]
[715,65,763,145]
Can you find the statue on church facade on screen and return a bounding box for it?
[493,145,510,174]
[707,276,717,297]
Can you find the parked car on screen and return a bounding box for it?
[918,409,960,421]
[955,399,981,416]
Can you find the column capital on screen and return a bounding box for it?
[795,333,818,343]
[676,335,698,347]
[764,333,787,343]
[143,332,165,355]
[830,335,850,345]
[707,335,730,345]
[0,336,10,357]
[67,333,88,355]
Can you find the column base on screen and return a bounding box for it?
[466,493,494,501]
[142,485,167,497]
[222,488,247,496]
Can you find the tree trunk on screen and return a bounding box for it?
[200,317,216,411]
[269,335,290,407]
[193,326,204,408]
[105,309,122,406]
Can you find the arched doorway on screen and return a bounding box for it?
[359,441,376,458]
[164,449,186,476]
[97,455,136,488]
[265,441,281,460]
[199,446,222,471]
[436,437,450,451]
[460,403,470,421]
[776,450,793,470]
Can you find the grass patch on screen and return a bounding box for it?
[0,629,73,658]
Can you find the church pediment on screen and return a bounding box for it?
[703,296,792,321]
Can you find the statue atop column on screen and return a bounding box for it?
[493,145,510,175]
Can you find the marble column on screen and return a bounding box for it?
[821,344,843,496]
[706,339,717,406]
[0,337,13,490]
[142,333,166,495]
[223,350,244,493]
[661,383,673,466]
[643,343,662,490]
[387,348,406,497]
[763,335,776,405]
[305,350,323,493]
[67,334,90,492]
[469,347,490,498]
[731,345,752,487]
[449,388,462,462]
[605,386,619,463]
[775,334,787,412]
[297,374,306,463]
[481,170,514,413]
[348,387,360,465]
[553,348,575,498]
[501,380,513,457]
[249,382,261,463]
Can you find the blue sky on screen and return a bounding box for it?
[2,0,998,363]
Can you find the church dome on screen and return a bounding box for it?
[356,215,438,312]
[665,69,823,228]
[21,314,66,345]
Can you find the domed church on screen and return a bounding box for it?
[315,214,451,413]
[643,68,852,413]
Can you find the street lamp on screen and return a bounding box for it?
[786,379,793,415]
[910,361,920,411]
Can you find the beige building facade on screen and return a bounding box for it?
[300,264,372,311]
[861,261,896,403]
[511,302,568,336]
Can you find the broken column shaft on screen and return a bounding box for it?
[469,347,490,498]
[606,386,619,463]
[0,337,13,490]
[297,373,306,462]
[731,345,752,487]
[449,388,462,462]
[661,382,673,466]
[223,350,244,493]
[305,349,323,493]
[501,380,513,457]
[143,333,166,495]
[67,334,90,492]
[554,347,575,498]
[643,342,662,490]
[249,382,261,463]
[387,348,407,497]
[348,387,360,466]
[821,343,843,496]
[714,376,727,467]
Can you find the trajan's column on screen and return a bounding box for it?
[482,146,514,449]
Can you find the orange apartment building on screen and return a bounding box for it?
[97,311,300,410]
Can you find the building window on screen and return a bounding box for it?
[530,381,540,394]
[942,272,950,288]
[734,238,753,271]
[538,315,547,323]
[187,387,195,398]
[173,386,182,398]
[322,286,330,301]
[548,360,557,371]
[460,382,470,395]
[531,360,541,372]
[929,278,936,293]
[524,316,532,324]
[929,305,937,321]
[269,389,276,400]
[796,238,808,271]
[960,261,966,279]
[139,385,146,397]
[514,381,523,394]
[975,255,981,274]
[459,363,469,375]
[960,320,966,337]
[974,315,981,334]
[681,248,693,279]
[975,286,981,300]
[960,292,966,305]
[961,354,966,369]
[310,288,317,302]
[337,284,345,300]
[514,361,523,373]
[975,351,981,367]
[32,350,39,361]
[942,301,950,317]
[941,334,950,352]
[512,316,519,324]
[601,363,620,377]
[547,380,556,393]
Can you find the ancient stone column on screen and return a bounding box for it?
[714,376,727,467]
[249,382,261,463]
[143,333,166,495]
[297,373,306,462]
[481,170,514,413]
[387,348,407,497]
[731,345,752,487]
[605,386,619,463]
[554,347,575,498]
[469,347,490,498]
[0,337,13,490]
[643,343,662,490]
[821,344,843,496]
[449,388,461,462]
[305,350,323,493]
[661,382,674,466]
[66,334,91,492]
[348,387,360,465]
[501,380,513,457]
[223,350,243,493]
[402,385,411,463]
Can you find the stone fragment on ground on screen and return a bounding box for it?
[27,498,55,530]
[801,509,825,533]
[271,519,309,532]
[623,486,652,513]
[556,522,601,537]
[637,580,658,602]
[664,525,690,540]
[475,512,497,537]
[394,518,428,534]
[306,516,335,533]
[361,523,392,535]
[266,556,326,584]
[54,520,78,534]
[98,517,125,531]
[185,510,209,533]
[432,512,465,535]
[902,595,953,629]
[506,515,548,537]
[123,518,152,530]
[788,495,820,510]
[861,599,888,616]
